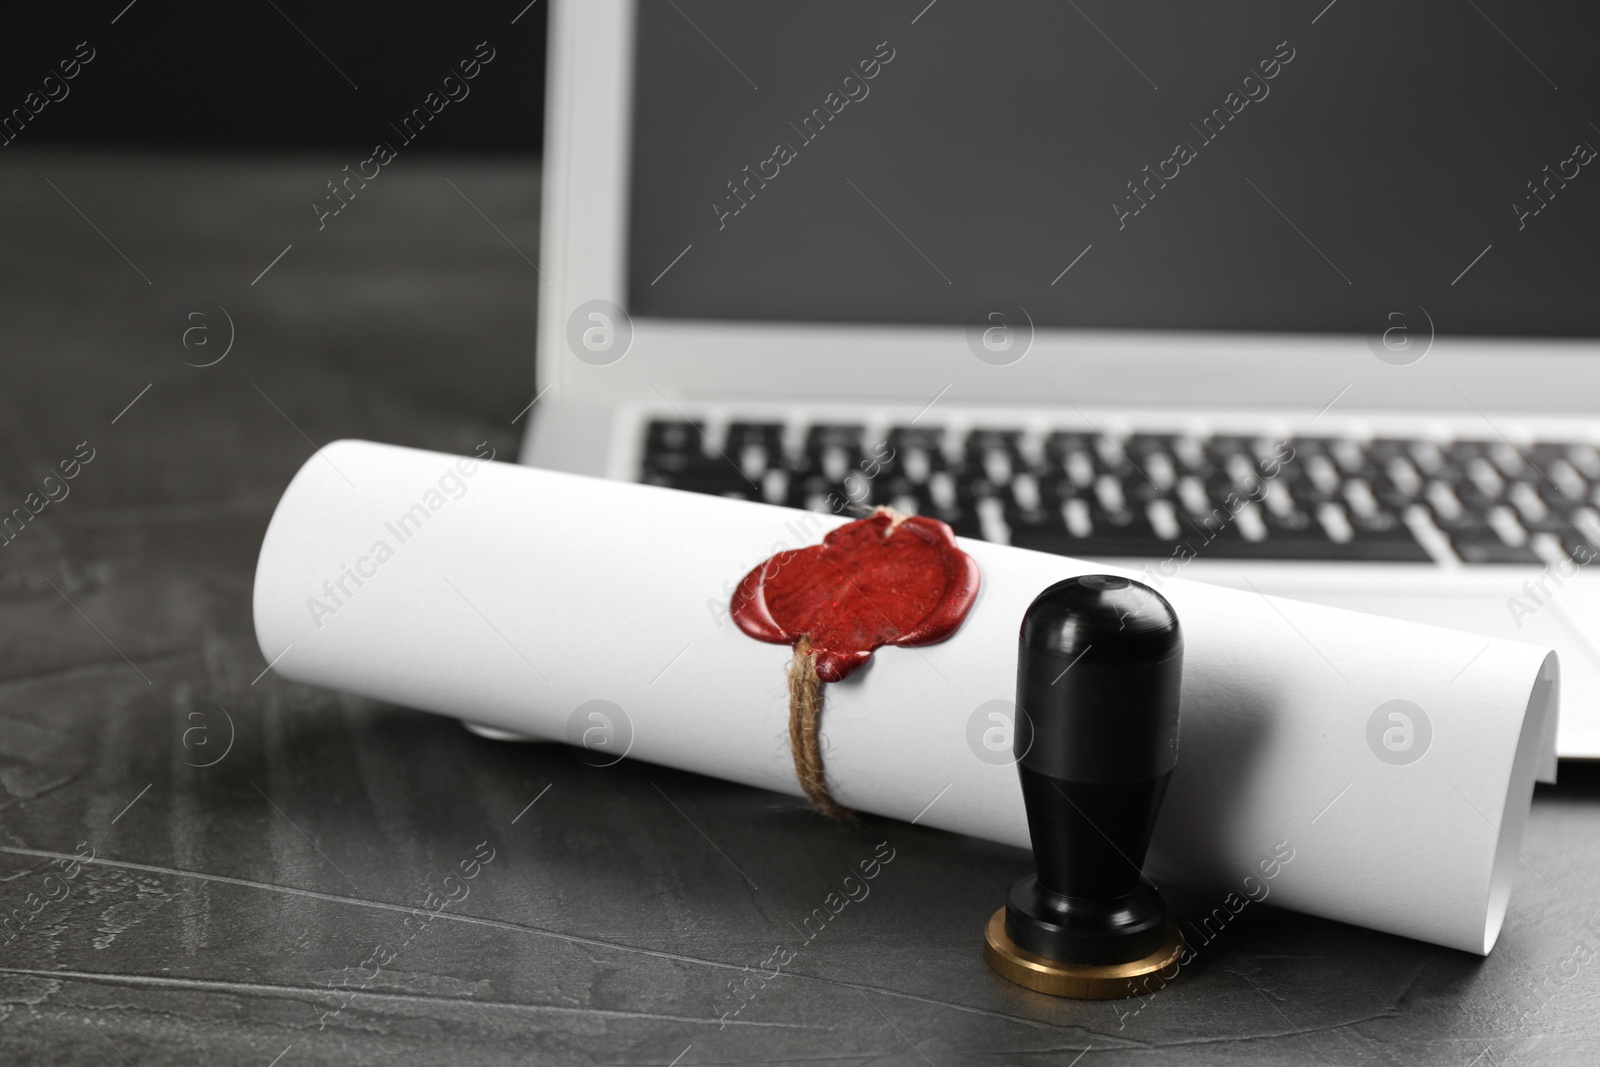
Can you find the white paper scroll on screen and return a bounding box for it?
[253,441,1558,954]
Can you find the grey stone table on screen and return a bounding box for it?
[0,152,1596,1066]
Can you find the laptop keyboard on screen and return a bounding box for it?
[639,420,1600,565]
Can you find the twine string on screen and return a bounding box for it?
[786,636,850,820]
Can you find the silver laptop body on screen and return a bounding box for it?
[522,0,1600,758]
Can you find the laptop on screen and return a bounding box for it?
[521,0,1600,760]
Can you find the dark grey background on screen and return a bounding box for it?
[629,0,1600,336]
[0,1,546,153]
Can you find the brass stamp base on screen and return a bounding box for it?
[983,909,1184,1000]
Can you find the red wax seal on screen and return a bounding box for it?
[731,509,981,682]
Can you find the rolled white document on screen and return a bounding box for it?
[253,441,1557,954]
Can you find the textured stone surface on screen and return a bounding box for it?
[0,151,1596,1066]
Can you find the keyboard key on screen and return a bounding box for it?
[976,497,1011,544]
[1489,442,1526,478]
[1509,482,1550,526]
[1058,449,1093,488]
[1446,439,1492,466]
[1547,459,1587,501]
[1175,475,1209,516]
[1208,435,1258,458]
[643,450,731,479]
[980,449,1014,486]
[893,447,929,483]
[1179,505,1250,549]
[1305,454,1342,496]
[762,468,788,505]
[1234,503,1268,542]
[1366,438,1412,461]
[806,424,863,450]
[1426,481,1465,522]
[1146,499,1181,540]
[1045,432,1094,465]
[1062,497,1093,539]
[1563,528,1600,562]
[1142,451,1177,492]
[1486,505,1529,547]
[1410,441,1447,475]
[1377,455,1423,501]
[1011,472,1042,511]
[889,426,945,449]
[1093,501,1154,540]
[1466,457,1506,500]
[887,427,946,482]
[1451,537,1542,564]
[1094,474,1127,515]
[1567,445,1600,480]
[1440,509,1537,564]
[819,446,852,482]
[1171,435,1208,473]
[643,452,755,498]
[1317,502,1355,544]
[967,428,1020,456]
[1343,479,1381,519]
[1329,438,1366,475]
[726,422,783,452]
[1126,433,1178,459]
[646,419,702,453]
[1263,506,1318,537]
[1573,508,1600,547]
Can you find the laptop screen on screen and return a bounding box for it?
[626,1,1600,338]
